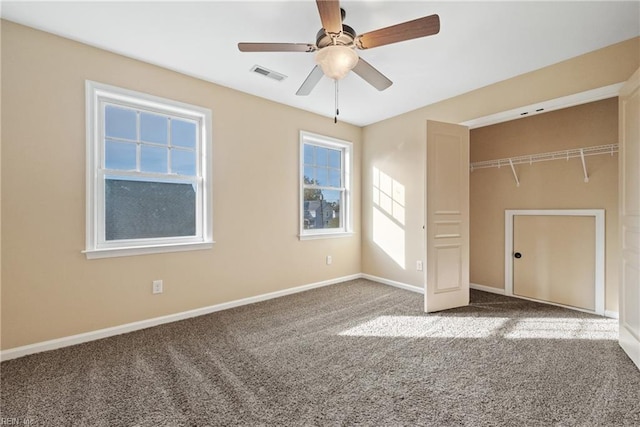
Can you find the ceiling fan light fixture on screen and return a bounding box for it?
[315,45,359,80]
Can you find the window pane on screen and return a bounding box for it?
[105,105,137,140]
[315,147,328,166]
[141,145,168,173]
[172,119,196,149]
[328,149,341,168]
[172,149,196,176]
[322,189,341,207]
[326,190,342,230]
[313,167,329,186]
[105,140,136,170]
[304,144,314,165]
[303,165,314,184]
[140,112,168,144]
[329,168,341,187]
[303,189,341,230]
[105,178,196,240]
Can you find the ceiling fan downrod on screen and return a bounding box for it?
[334,79,339,124]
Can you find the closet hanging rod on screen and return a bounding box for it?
[470,143,618,171]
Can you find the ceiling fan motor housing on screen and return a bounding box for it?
[316,24,356,48]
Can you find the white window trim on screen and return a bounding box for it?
[299,131,353,240]
[84,81,214,259]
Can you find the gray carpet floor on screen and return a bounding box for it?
[1,279,639,426]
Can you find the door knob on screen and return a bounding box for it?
[514,252,522,259]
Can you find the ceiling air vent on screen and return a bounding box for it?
[250,65,287,82]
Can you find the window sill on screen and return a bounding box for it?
[299,232,354,241]
[83,241,214,259]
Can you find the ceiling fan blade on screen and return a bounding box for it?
[238,43,316,53]
[316,0,342,34]
[296,66,324,96]
[355,14,440,50]
[352,58,393,91]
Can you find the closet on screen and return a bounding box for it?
[469,97,618,315]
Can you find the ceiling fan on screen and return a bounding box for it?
[238,0,440,96]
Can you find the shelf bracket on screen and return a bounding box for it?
[580,149,589,183]
[508,158,520,187]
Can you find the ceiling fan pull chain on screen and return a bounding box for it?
[334,79,339,124]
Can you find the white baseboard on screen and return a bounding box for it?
[502,291,619,319]
[361,274,424,294]
[0,274,361,362]
[469,283,622,318]
[619,324,640,370]
[604,310,619,319]
[2,274,618,361]
[470,283,505,295]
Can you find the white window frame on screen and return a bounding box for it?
[299,131,353,240]
[84,81,213,259]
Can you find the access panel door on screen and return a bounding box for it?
[513,215,595,311]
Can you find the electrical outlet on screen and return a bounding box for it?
[326,255,332,265]
[152,280,163,294]
[416,260,423,271]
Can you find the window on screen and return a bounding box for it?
[85,81,213,258]
[299,131,352,239]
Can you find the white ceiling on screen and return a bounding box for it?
[2,1,639,126]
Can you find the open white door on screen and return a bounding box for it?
[619,68,640,370]
[425,120,470,312]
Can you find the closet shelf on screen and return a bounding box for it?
[470,143,618,170]
[470,143,618,187]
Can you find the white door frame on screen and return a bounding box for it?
[505,209,605,316]
[618,68,640,369]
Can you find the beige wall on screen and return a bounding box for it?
[0,21,362,350]
[2,19,638,350]
[470,98,619,311]
[362,37,638,290]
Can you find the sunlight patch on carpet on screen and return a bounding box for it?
[339,315,618,340]
[339,316,509,338]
